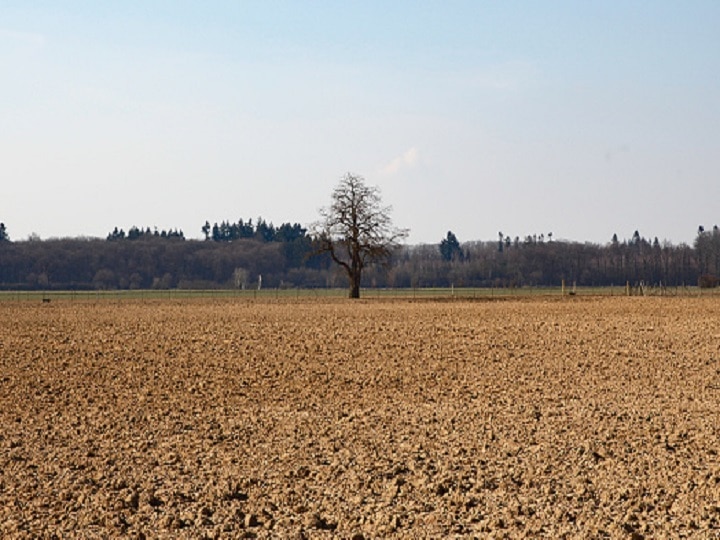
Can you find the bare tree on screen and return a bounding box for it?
[313,173,408,298]
[233,267,249,290]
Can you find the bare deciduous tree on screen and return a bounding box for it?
[313,173,408,298]
[233,267,249,290]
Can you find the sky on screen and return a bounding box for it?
[2,1,719,245]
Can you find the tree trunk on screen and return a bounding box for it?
[349,271,361,298]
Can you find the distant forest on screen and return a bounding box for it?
[1,219,720,291]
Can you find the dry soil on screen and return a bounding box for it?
[2,296,720,538]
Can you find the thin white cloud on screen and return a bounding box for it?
[381,147,419,175]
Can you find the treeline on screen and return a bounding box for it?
[0,237,332,290]
[389,231,700,289]
[201,218,308,244]
[107,226,185,241]
[0,218,330,290]
[106,218,309,244]
[1,221,719,290]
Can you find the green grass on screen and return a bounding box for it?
[0,289,349,303]
[0,284,712,303]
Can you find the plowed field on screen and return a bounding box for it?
[2,296,720,538]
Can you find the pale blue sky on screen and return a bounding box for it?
[2,1,719,244]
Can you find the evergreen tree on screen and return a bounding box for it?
[106,227,125,241]
[0,222,9,242]
[440,231,463,261]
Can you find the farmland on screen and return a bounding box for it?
[2,296,720,538]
